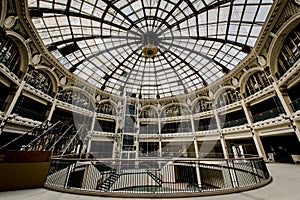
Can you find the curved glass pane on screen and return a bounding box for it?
[29,0,273,98]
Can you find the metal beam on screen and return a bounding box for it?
[29,7,132,33]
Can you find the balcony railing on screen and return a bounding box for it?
[196,124,218,131]
[290,98,300,112]
[14,106,46,122]
[252,107,284,123]
[0,98,8,112]
[223,118,248,128]
[45,157,271,197]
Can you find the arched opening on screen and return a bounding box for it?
[0,35,21,77]
[277,25,300,79]
[244,71,270,98]
[161,104,192,134]
[57,88,94,111]
[24,68,55,97]
[192,98,212,114]
[139,106,159,135]
[215,88,240,108]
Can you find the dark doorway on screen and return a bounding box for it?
[174,165,197,184]
[261,134,300,163]
[67,169,85,188]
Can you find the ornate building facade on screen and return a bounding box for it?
[0,0,300,164]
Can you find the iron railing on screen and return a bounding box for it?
[223,118,248,128]
[14,106,47,122]
[0,121,86,158]
[290,98,300,112]
[0,120,50,153]
[45,157,270,197]
[252,107,284,122]
[0,98,8,112]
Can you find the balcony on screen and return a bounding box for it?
[252,107,284,123]
[223,118,248,128]
[44,157,271,197]
[291,98,300,112]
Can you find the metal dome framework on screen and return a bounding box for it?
[28,0,273,99]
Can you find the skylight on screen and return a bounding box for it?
[28,0,273,99]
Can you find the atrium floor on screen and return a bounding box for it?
[0,163,299,200]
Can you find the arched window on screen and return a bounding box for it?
[0,36,21,77]
[96,101,116,115]
[57,89,93,110]
[245,71,270,97]
[139,106,159,135]
[193,99,212,113]
[139,106,158,118]
[216,89,240,108]
[162,104,190,117]
[277,25,300,78]
[25,68,54,97]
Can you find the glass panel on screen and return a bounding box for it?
[29,0,273,98]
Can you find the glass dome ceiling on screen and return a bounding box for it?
[28,0,273,99]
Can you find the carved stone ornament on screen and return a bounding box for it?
[59,77,67,85]
[95,94,101,102]
[4,16,17,29]
[231,77,239,86]
[257,56,266,67]
[208,90,214,99]
[32,54,42,65]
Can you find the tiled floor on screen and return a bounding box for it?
[0,163,299,200]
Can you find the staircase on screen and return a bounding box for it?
[147,171,162,186]
[0,120,51,153]
[92,161,113,172]
[0,120,87,158]
[96,171,121,191]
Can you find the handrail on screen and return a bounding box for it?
[60,126,83,156]
[0,119,50,151]
[21,121,63,150]
[45,157,271,197]
[14,106,47,121]
[49,124,74,151]
[49,155,262,162]
[252,107,283,117]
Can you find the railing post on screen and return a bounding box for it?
[250,159,260,183]
[64,160,74,188]
[195,161,202,191]
[227,160,239,188]
[260,158,270,179]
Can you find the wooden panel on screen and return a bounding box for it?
[4,150,52,162]
[0,161,51,191]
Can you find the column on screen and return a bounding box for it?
[135,103,140,159]
[158,138,162,158]
[273,84,293,115]
[5,81,25,116]
[240,98,267,161]
[0,81,25,135]
[273,84,300,141]
[86,110,97,157]
[46,98,57,122]
[213,108,229,159]
[190,114,199,158]
[194,139,199,159]
[113,111,120,159]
